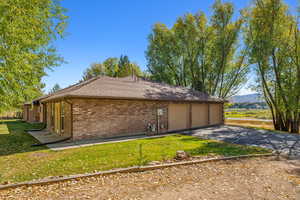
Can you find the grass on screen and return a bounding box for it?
[0,120,270,184]
[225,109,272,120]
[225,109,276,131]
[226,120,274,130]
[0,120,46,156]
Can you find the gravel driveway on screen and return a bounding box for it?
[188,125,300,157]
[0,158,298,200]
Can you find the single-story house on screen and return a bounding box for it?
[23,102,41,123]
[22,93,51,123]
[24,76,225,140]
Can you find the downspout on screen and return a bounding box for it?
[64,98,73,141]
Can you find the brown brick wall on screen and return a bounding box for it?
[72,99,169,140]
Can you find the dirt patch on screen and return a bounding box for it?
[29,152,50,158]
[0,157,299,200]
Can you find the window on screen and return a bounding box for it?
[61,102,64,132]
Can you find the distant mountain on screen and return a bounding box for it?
[230,93,265,103]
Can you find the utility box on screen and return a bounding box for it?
[157,109,163,116]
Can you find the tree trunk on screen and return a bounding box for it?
[290,120,299,133]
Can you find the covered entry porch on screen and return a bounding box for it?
[45,101,72,138]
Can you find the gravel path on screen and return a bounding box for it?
[189,125,300,157]
[0,157,299,200]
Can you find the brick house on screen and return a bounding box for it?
[25,76,225,141]
[23,102,41,123]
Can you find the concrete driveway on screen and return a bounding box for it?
[187,125,300,158]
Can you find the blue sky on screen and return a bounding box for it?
[44,0,299,95]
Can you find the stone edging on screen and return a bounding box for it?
[0,153,274,191]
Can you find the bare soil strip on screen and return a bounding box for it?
[0,157,299,200]
[0,153,273,191]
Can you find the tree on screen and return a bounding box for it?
[82,55,143,81]
[49,83,61,94]
[103,57,119,77]
[82,63,107,81]
[117,55,142,77]
[245,0,300,133]
[146,0,249,99]
[118,55,130,71]
[0,0,67,111]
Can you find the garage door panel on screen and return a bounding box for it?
[192,104,209,127]
[209,104,222,125]
[168,104,188,131]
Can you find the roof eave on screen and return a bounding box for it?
[41,94,225,103]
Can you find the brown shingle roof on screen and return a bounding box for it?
[32,76,100,103]
[40,76,224,103]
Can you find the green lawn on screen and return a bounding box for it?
[225,109,272,120]
[0,120,270,184]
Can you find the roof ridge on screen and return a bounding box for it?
[49,75,102,96]
[61,76,102,93]
[33,76,104,103]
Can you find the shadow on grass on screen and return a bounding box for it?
[142,132,269,156]
[0,120,47,156]
[141,134,181,141]
[179,137,202,142]
[179,137,270,156]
